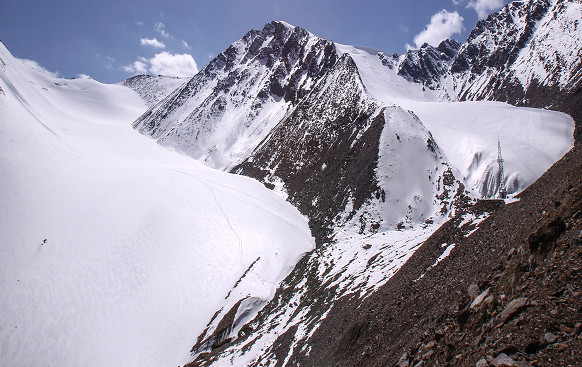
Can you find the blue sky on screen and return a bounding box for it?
[0,0,506,83]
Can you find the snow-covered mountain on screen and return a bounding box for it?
[133,21,338,170]
[1,0,579,366]
[127,5,574,366]
[232,52,464,243]
[0,41,313,367]
[135,2,575,365]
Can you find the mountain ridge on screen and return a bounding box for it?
[164,2,580,365]
[1,1,580,365]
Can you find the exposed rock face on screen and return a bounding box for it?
[284,146,582,367]
[233,53,381,243]
[397,40,460,89]
[395,146,582,367]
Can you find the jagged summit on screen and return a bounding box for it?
[398,39,461,88]
[133,20,338,169]
[436,39,461,59]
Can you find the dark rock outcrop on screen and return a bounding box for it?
[398,40,460,89]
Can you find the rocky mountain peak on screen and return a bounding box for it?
[397,39,461,89]
[436,39,461,60]
[132,20,339,169]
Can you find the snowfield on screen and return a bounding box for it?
[0,43,314,367]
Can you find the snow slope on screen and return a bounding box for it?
[0,42,313,367]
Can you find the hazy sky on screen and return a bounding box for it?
[0,0,507,83]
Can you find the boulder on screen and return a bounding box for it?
[470,288,490,310]
[500,298,528,322]
[468,283,481,299]
[491,353,515,366]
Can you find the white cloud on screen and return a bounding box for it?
[19,59,59,78]
[149,52,198,77]
[123,47,198,77]
[123,60,148,74]
[124,52,198,77]
[135,20,144,26]
[181,40,191,49]
[468,0,505,19]
[140,38,166,48]
[104,56,116,70]
[412,10,464,49]
[154,22,172,39]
